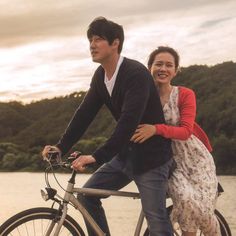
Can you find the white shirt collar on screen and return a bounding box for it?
[104,56,124,96]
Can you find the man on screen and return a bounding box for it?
[42,17,173,236]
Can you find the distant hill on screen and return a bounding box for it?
[0,61,235,174]
[0,92,116,147]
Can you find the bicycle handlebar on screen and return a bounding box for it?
[45,151,96,171]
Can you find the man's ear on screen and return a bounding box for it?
[112,39,120,48]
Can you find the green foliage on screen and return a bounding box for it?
[0,61,235,173]
[1,153,28,171]
[73,137,108,154]
[0,142,44,171]
[211,135,236,174]
[173,61,236,174]
[0,103,30,139]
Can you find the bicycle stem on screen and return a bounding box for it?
[69,169,77,184]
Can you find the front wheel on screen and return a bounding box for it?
[0,207,85,236]
[143,206,231,236]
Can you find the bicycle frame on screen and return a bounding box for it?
[1,161,230,236]
[46,169,145,236]
[0,150,231,236]
[40,160,231,236]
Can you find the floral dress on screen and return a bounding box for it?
[165,86,220,235]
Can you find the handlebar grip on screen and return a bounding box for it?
[66,152,98,170]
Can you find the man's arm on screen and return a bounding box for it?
[56,78,103,156]
[93,68,152,164]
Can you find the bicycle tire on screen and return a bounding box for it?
[0,207,85,236]
[143,206,231,236]
[215,209,232,236]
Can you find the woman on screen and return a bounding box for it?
[131,46,220,236]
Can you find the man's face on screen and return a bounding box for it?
[89,35,115,63]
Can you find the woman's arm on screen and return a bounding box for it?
[131,87,196,143]
[155,87,196,140]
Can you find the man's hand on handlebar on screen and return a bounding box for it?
[42,146,96,172]
[71,155,96,172]
[42,145,62,163]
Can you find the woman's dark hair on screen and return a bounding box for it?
[147,46,180,70]
[87,16,124,53]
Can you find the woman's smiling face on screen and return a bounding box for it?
[150,52,177,86]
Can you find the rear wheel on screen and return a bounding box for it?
[215,209,232,236]
[0,207,85,236]
[143,206,231,236]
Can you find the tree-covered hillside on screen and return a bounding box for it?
[0,61,235,174]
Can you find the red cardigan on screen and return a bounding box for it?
[155,86,212,152]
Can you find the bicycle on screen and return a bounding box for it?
[0,154,232,236]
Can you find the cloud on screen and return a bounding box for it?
[0,0,236,103]
[199,17,234,29]
[0,0,234,47]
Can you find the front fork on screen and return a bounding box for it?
[48,181,74,235]
[44,201,68,236]
[53,202,68,235]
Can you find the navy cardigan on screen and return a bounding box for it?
[57,58,172,174]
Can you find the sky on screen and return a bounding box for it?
[0,0,236,104]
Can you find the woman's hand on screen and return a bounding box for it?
[130,124,156,143]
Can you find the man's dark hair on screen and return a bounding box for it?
[87,16,124,53]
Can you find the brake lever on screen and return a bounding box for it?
[65,152,97,170]
[67,151,82,163]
